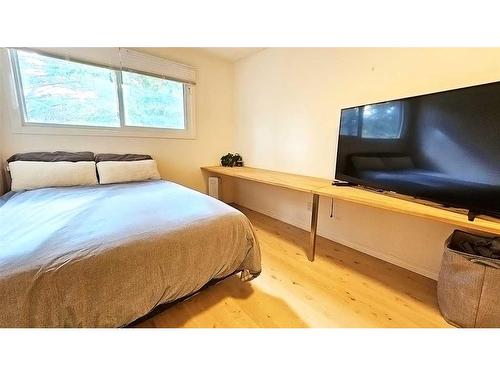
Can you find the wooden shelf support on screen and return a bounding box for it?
[201,166,500,263]
[309,193,319,261]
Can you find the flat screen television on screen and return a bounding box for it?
[335,81,500,219]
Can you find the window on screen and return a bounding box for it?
[10,48,195,137]
[340,107,359,136]
[361,101,403,139]
[339,101,404,139]
[121,71,185,129]
[16,50,121,127]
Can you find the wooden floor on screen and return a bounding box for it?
[134,205,451,328]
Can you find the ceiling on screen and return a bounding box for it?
[201,48,265,62]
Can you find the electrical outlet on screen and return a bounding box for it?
[306,201,312,211]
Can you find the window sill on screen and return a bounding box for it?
[12,122,196,140]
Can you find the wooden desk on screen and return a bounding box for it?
[202,166,327,261]
[202,166,500,261]
[315,185,500,236]
[201,166,329,193]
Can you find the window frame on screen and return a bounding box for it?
[339,100,404,140]
[360,100,404,139]
[8,48,196,139]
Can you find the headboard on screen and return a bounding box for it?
[0,159,9,194]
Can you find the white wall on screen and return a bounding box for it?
[0,48,235,193]
[233,48,500,279]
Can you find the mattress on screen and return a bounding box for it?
[0,180,261,327]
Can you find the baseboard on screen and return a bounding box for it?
[319,233,439,280]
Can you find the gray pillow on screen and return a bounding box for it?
[7,151,94,163]
[351,156,386,171]
[383,156,414,170]
[95,153,152,162]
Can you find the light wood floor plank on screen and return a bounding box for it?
[134,205,450,328]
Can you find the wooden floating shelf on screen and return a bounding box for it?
[202,165,500,236]
[315,185,500,236]
[201,165,330,193]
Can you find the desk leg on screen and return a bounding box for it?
[309,194,319,261]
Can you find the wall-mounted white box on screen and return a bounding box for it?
[208,176,220,199]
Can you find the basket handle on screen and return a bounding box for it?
[470,258,500,269]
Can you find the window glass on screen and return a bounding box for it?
[361,101,403,139]
[16,50,120,127]
[340,107,360,136]
[122,71,185,129]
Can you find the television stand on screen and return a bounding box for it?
[202,166,500,262]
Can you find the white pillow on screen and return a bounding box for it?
[9,161,98,191]
[97,159,161,185]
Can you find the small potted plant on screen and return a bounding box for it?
[220,153,243,167]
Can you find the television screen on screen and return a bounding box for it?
[335,81,500,218]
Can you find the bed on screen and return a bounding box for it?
[0,180,261,327]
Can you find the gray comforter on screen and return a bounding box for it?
[0,181,261,327]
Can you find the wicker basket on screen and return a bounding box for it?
[437,230,500,327]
